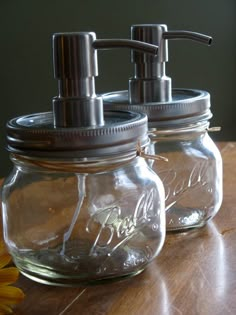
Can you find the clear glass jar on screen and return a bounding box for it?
[2,152,165,286]
[148,121,222,231]
[103,89,223,232]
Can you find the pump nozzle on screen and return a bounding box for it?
[162,31,212,45]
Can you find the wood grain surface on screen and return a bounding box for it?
[1,142,236,315]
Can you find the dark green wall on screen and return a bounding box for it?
[0,0,235,176]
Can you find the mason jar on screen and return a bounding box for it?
[103,89,223,231]
[1,110,165,286]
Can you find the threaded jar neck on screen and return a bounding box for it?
[10,151,139,174]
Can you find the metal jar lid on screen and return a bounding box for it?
[102,89,212,128]
[6,110,148,158]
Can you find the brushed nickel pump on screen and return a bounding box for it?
[52,32,159,128]
[129,24,212,104]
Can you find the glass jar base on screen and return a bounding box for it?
[166,207,211,232]
[17,265,145,287]
[11,241,152,286]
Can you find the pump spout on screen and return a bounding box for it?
[162,31,212,45]
[93,39,159,54]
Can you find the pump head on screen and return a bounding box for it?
[52,32,159,128]
[129,24,212,104]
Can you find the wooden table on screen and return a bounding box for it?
[1,142,236,315]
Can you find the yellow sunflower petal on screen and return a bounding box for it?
[0,286,25,305]
[0,241,7,252]
[0,242,11,269]
[0,268,19,286]
[0,254,11,270]
[0,303,13,314]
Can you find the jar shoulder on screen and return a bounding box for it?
[152,133,221,160]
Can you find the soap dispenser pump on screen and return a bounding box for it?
[52,32,159,128]
[103,24,222,232]
[129,24,212,104]
[2,31,166,286]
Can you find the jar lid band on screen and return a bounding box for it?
[6,110,149,158]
